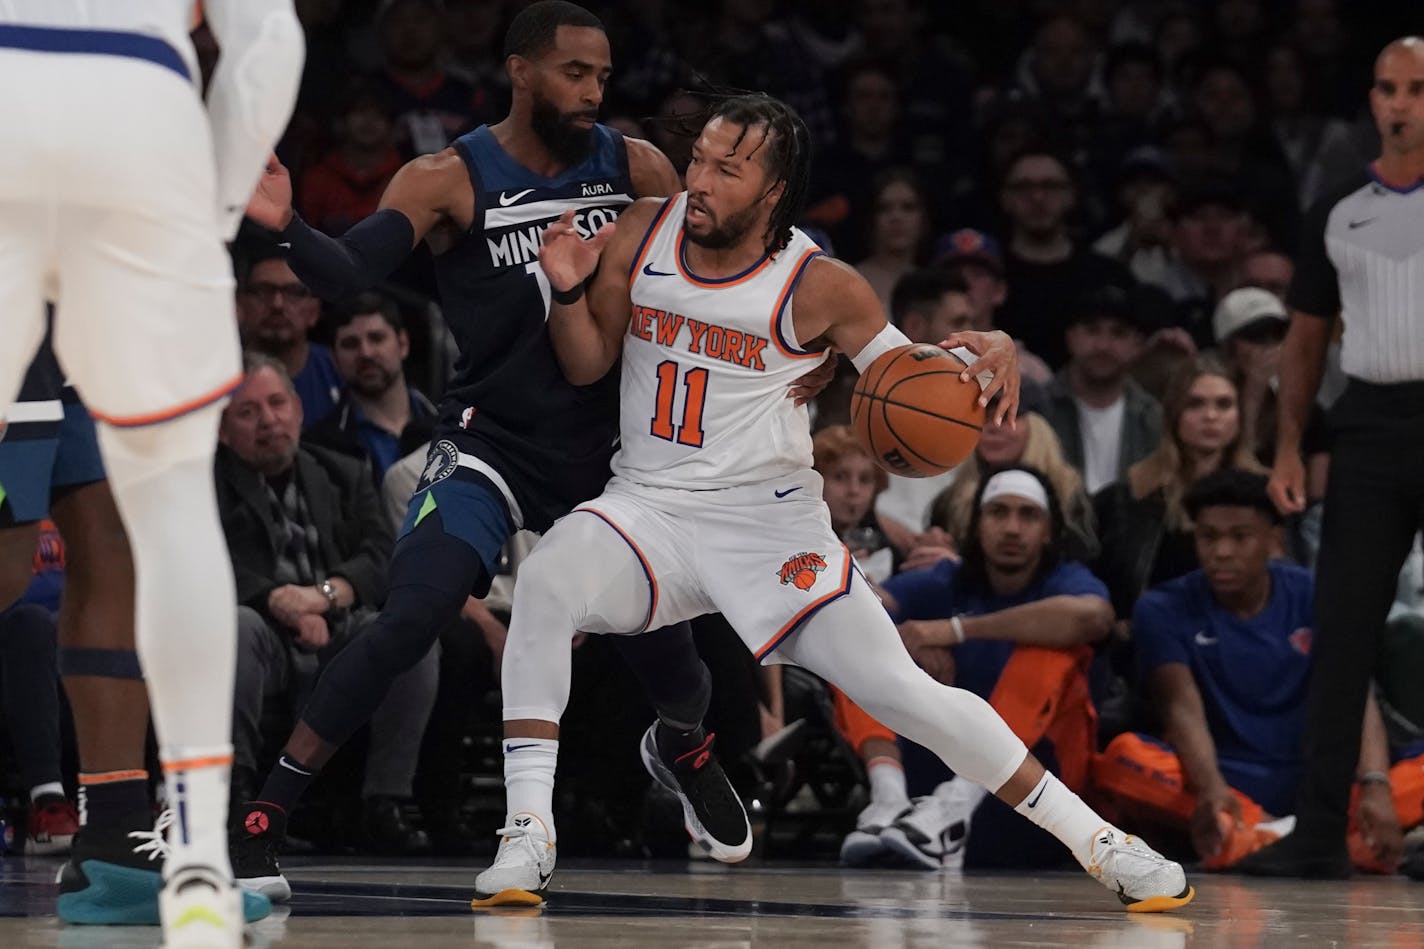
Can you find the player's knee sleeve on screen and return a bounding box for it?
[611,623,711,729]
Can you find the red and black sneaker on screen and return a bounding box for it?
[26,796,79,855]
[229,801,291,903]
[639,723,751,862]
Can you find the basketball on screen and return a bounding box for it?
[850,344,985,478]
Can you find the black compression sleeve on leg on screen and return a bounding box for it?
[278,210,416,301]
[612,622,712,731]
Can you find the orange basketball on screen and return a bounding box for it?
[850,344,985,478]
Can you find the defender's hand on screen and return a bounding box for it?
[539,209,616,295]
[246,152,295,231]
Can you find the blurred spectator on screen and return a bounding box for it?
[1185,58,1300,241]
[854,169,931,315]
[851,0,975,196]
[646,89,704,182]
[306,293,436,488]
[1042,288,1163,495]
[934,229,1054,385]
[809,59,912,258]
[994,148,1135,369]
[1212,288,1329,487]
[1262,42,1368,211]
[838,465,1111,870]
[813,426,898,584]
[299,79,404,236]
[1096,469,1418,873]
[928,389,1097,563]
[1154,5,1206,89]
[443,0,512,113]
[1212,0,1271,64]
[236,244,344,426]
[0,522,79,855]
[1093,148,1177,287]
[693,0,838,151]
[1151,179,1253,349]
[217,355,438,856]
[376,0,488,156]
[1092,358,1263,621]
[1089,44,1167,190]
[1239,244,1295,301]
[1012,15,1105,163]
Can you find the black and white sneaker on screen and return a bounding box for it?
[230,801,292,903]
[639,723,751,862]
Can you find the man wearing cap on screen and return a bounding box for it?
[836,465,1112,869]
[934,228,1053,384]
[1096,469,1418,873]
[1042,288,1162,495]
[1241,35,1424,879]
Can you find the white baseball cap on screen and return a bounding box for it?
[1213,287,1287,343]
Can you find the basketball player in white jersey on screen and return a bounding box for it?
[0,3,303,946]
[473,93,1195,913]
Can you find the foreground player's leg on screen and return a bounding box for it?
[97,405,270,943]
[776,580,1193,912]
[233,508,482,900]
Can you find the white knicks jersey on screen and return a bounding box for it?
[612,193,833,490]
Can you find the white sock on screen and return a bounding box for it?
[866,756,909,806]
[503,737,558,841]
[163,745,234,878]
[30,781,65,803]
[1013,771,1107,868]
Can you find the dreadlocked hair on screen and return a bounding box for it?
[646,84,811,257]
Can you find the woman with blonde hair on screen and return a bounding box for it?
[928,392,1098,562]
[1093,356,1265,619]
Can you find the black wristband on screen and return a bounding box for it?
[552,282,585,305]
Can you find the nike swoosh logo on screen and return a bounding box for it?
[1348,217,1376,229]
[499,189,536,206]
[643,262,675,277]
[774,487,802,498]
[504,743,538,753]
[277,242,292,249]
[1194,632,1218,646]
[1026,786,1045,808]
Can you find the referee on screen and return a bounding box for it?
[1240,36,1424,878]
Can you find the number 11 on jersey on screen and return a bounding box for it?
[650,360,708,448]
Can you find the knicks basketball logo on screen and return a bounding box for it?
[778,552,827,591]
[1290,627,1313,656]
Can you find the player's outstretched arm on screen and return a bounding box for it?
[246,150,469,301]
[543,198,662,386]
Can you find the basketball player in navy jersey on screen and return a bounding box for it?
[236,1,823,899]
[480,92,1194,912]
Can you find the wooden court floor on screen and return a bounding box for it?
[2,855,1422,947]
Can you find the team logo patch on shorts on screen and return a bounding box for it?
[778,551,827,591]
[420,439,461,488]
[1290,627,1313,656]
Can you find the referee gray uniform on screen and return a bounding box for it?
[1283,167,1424,855]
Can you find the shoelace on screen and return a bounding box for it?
[127,808,175,863]
[489,825,545,869]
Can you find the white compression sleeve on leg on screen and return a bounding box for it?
[849,323,913,374]
[96,402,236,874]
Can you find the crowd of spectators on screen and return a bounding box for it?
[4,0,1423,878]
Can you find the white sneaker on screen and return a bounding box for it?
[1085,826,1195,912]
[881,778,985,871]
[160,866,244,949]
[840,799,911,866]
[471,813,556,908]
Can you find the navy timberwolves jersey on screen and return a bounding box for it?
[435,124,635,532]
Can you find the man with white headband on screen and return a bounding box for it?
[838,465,1115,871]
